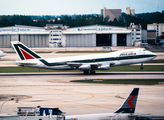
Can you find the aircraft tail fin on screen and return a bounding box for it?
[11,41,42,60]
[115,88,139,113]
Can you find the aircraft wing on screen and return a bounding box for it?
[67,62,82,67]
[67,62,115,70]
[67,62,99,66]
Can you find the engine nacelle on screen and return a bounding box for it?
[79,64,91,70]
[98,64,110,70]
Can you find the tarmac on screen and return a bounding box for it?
[0,48,164,116]
[0,73,164,116]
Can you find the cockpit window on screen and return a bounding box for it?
[120,51,136,56]
[143,49,147,51]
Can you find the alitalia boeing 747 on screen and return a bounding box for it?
[11,41,157,74]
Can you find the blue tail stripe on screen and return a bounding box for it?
[115,88,139,113]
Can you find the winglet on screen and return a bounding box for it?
[11,41,42,60]
[115,88,139,113]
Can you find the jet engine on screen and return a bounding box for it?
[98,64,110,70]
[79,64,91,70]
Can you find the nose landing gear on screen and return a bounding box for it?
[140,63,143,70]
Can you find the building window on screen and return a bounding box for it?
[136,29,140,31]
[53,38,61,40]
[157,25,159,36]
[136,37,140,39]
[53,34,61,36]
[136,33,140,35]
[53,30,61,32]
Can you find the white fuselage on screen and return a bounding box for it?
[16,48,157,70]
[66,113,132,120]
[0,50,7,57]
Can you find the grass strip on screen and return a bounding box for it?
[0,67,74,73]
[71,79,164,85]
[146,59,164,63]
[106,65,164,71]
[0,65,164,73]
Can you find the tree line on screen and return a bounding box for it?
[0,12,164,30]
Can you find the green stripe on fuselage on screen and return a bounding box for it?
[40,59,67,66]
[39,54,156,66]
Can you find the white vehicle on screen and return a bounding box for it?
[11,41,157,74]
[66,88,139,120]
[0,50,7,58]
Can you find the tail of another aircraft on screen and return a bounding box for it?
[115,88,139,113]
[11,41,42,60]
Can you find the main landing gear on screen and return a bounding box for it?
[140,63,143,70]
[83,70,96,74]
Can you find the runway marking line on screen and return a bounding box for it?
[66,90,94,102]
[50,88,95,102]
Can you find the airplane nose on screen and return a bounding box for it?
[151,52,157,58]
[154,53,157,58]
[147,51,157,59]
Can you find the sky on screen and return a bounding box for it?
[0,0,164,15]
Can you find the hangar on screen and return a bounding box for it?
[0,24,141,48]
[62,25,132,47]
[0,25,49,48]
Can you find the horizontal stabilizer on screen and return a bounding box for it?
[16,61,37,66]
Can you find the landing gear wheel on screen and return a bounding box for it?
[84,70,89,74]
[140,63,143,70]
[90,70,96,74]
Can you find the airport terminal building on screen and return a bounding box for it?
[0,24,141,48]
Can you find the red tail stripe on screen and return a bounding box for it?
[20,48,35,59]
[127,95,136,108]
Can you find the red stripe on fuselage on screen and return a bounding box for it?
[127,95,136,108]
[20,48,34,59]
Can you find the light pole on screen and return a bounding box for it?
[0,98,14,114]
